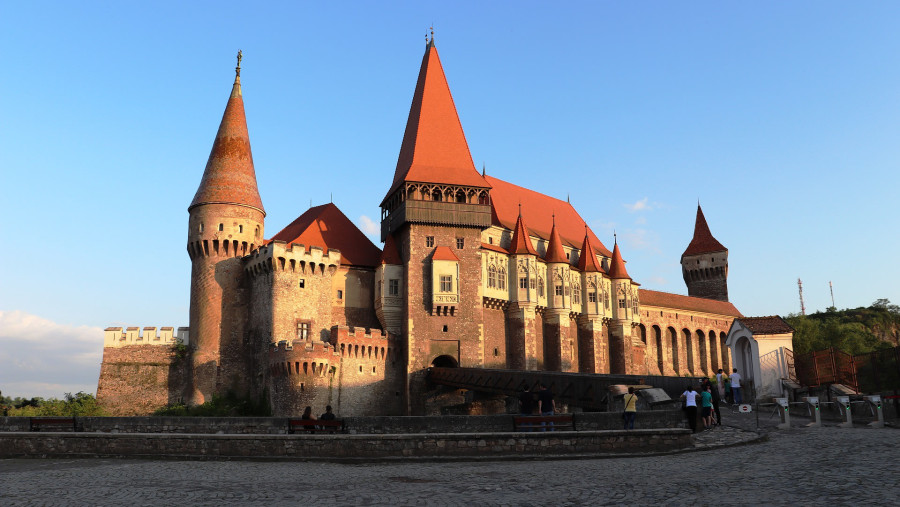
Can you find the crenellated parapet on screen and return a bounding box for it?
[103,326,189,348]
[245,240,341,278]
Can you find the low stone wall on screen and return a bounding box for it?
[0,410,685,435]
[0,429,691,460]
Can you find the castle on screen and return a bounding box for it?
[96,39,743,416]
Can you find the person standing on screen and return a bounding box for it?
[537,383,556,431]
[681,385,700,433]
[703,378,723,426]
[623,387,638,430]
[715,368,726,401]
[731,368,743,404]
[700,385,713,430]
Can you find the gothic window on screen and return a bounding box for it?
[538,278,545,297]
[555,284,564,296]
[488,266,497,288]
[426,236,434,247]
[456,190,466,203]
[565,285,571,296]
[432,189,442,201]
[529,277,536,290]
[519,277,528,289]
[297,321,310,341]
[440,275,452,292]
[589,291,597,303]
[388,279,399,296]
[456,238,464,249]
[604,290,610,309]
[574,286,581,304]
[619,296,627,309]
[499,267,507,290]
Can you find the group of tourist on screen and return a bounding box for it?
[300,405,337,421]
[681,368,743,432]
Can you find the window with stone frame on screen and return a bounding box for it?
[388,279,399,296]
[604,290,610,309]
[440,275,452,292]
[538,278,544,297]
[297,321,310,341]
[426,236,435,247]
[529,277,536,290]
[555,284,564,296]
[456,237,464,249]
[519,277,528,289]
[588,291,597,303]
[574,286,581,304]
[488,265,497,288]
[498,267,507,289]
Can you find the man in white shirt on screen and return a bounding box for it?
[731,368,743,404]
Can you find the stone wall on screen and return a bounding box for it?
[96,345,188,416]
[0,428,691,460]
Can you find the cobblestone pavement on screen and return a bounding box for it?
[1,414,897,506]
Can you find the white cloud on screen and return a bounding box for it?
[358,215,380,236]
[634,216,647,225]
[624,197,651,212]
[0,311,103,399]
[621,228,662,254]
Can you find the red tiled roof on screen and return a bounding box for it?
[682,205,726,257]
[509,212,538,255]
[432,246,459,261]
[269,203,381,267]
[543,219,567,263]
[738,316,794,335]
[577,230,605,273]
[481,242,509,254]
[190,71,265,214]
[485,175,612,257]
[639,289,742,317]
[381,234,402,265]
[607,242,630,279]
[383,41,489,203]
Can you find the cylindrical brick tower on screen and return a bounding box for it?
[187,54,265,404]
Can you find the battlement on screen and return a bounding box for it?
[245,240,341,278]
[103,326,189,348]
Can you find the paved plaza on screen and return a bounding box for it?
[1,413,897,506]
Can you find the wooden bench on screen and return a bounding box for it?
[287,419,345,434]
[29,417,81,432]
[513,414,575,432]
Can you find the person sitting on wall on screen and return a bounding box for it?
[537,383,556,432]
[300,405,316,433]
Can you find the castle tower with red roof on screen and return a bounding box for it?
[506,210,540,370]
[681,204,729,301]
[606,240,641,374]
[186,54,266,404]
[542,216,576,372]
[379,36,494,414]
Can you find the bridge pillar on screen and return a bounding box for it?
[544,309,575,372]
[507,303,539,370]
[577,316,608,374]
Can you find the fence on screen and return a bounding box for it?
[795,345,900,393]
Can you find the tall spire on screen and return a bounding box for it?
[509,208,538,255]
[607,239,630,279]
[189,52,265,214]
[544,214,568,263]
[577,227,604,273]
[383,38,489,203]
[682,204,725,257]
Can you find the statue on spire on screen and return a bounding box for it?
[236,49,243,76]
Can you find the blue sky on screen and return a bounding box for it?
[1,2,898,398]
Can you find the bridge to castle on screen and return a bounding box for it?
[427,367,701,411]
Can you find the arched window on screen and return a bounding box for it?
[488,265,497,288]
[432,189,442,201]
[456,190,466,203]
[498,267,507,290]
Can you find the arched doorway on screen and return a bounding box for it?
[431,355,459,368]
[734,337,753,383]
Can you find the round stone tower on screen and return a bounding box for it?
[187,54,265,404]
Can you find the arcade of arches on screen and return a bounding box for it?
[635,306,734,377]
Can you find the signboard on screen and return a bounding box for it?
[738,404,752,413]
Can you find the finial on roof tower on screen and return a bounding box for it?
[552,212,556,225]
[518,202,522,216]
[614,230,617,244]
[567,193,570,203]
[482,162,486,177]
[236,49,242,77]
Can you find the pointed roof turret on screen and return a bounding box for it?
[190,52,265,214]
[576,227,605,273]
[682,204,726,258]
[544,215,568,263]
[509,206,538,255]
[382,39,490,204]
[381,234,403,265]
[607,239,631,279]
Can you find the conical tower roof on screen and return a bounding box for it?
[382,39,489,204]
[544,216,568,263]
[509,208,538,255]
[381,234,403,265]
[189,58,264,214]
[682,204,726,257]
[607,241,630,279]
[577,228,605,273]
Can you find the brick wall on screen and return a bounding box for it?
[96,345,188,415]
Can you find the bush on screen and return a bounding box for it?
[3,392,106,417]
[152,390,271,417]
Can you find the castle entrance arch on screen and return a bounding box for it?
[431,355,459,368]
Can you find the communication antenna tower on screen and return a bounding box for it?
[829,281,835,309]
[797,278,806,316]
